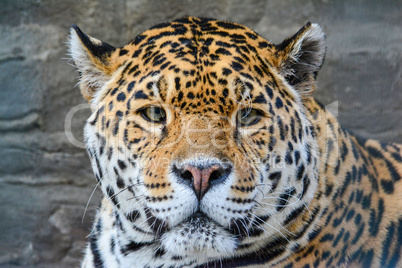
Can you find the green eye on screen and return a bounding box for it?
[140,106,166,123]
[237,108,261,126]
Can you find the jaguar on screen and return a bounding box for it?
[68,17,402,267]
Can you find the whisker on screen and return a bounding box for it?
[110,182,145,199]
[234,212,250,239]
[250,213,291,243]
[82,180,101,223]
[263,213,296,237]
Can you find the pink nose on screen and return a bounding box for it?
[178,164,231,200]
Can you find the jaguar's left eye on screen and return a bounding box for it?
[140,106,166,123]
[237,108,262,127]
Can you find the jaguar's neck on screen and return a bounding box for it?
[292,98,402,267]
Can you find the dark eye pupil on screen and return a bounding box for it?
[152,108,165,119]
[239,109,250,120]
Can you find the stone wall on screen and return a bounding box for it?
[0,0,400,267]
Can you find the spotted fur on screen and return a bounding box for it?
[68,17,402,268]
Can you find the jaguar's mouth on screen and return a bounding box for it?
[160,211,238,258]
[188,211,211,222]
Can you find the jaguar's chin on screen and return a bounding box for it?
[160,214,237,259]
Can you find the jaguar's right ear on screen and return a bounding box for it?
[68,25,118,102]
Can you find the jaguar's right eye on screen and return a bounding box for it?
[140,106,166,123]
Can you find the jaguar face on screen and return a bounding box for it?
[70,17,325,259]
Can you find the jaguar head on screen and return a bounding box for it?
[69,17,325,260]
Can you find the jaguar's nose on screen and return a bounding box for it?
[174,162,232,200]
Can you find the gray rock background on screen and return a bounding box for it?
[0,0,400,267]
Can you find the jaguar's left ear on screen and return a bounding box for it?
[274,22,326,98]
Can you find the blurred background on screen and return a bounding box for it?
[0,0,401,267]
